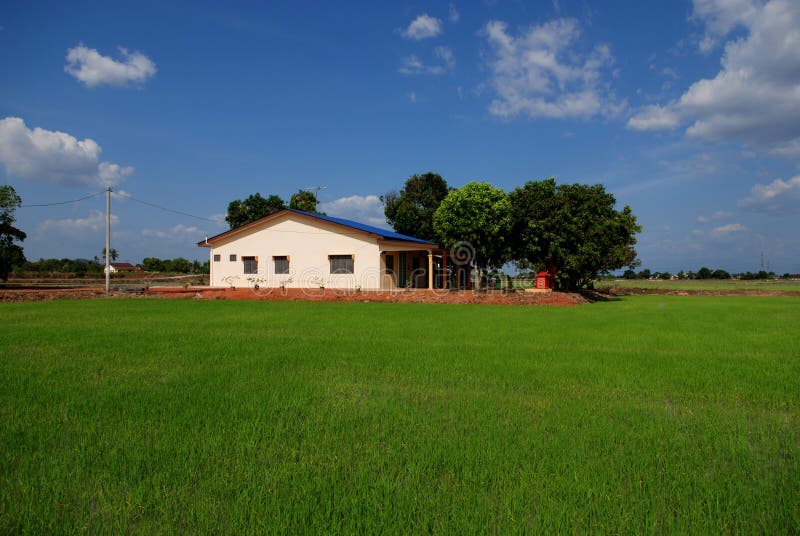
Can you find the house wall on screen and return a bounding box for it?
[207,213,382,289]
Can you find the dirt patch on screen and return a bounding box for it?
[0,286,106,302]
[605,286,800,297]
[146,286,586,306]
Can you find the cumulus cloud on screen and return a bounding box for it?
[710,223,747,237]
[399,46,455,75]
[628,0,800,162]
[739,175,800,213]
[691,0,760,53]
[38,210,119,235]
[402,14,442,40]
[319,194,387,227]
[142,224,203,240]
[65,45,156,87]
[483,18,623,120]
[0,117,133,187]
[627,104,680,131]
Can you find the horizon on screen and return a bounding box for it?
[1,0,798,273]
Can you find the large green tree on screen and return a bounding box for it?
[226,193,286,229]
[383,172,449,241]
[509,178,640,290]
[433,182,512,287]
[0,185,26,281]
[289,190,325,214]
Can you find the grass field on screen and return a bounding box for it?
[1,297,798,533]
[596,278,800,291]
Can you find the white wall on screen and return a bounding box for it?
[205,213,383,289]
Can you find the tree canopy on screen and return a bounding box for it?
[0,185,26,281]
[433,182,512,285]
[225,193,286,229]
[509,178,640,290]
[383,172,449,241]
[289,190,324,214]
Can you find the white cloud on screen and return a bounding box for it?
[402,14,442,40]
[399,47,455,75]
[319,195,387,227]
[483,18,623,120]
[407,91,417,103]
[399,55,425,75]
[142,223,203,240]
[449,3,460,23]
[627,104,680,131]
[697,209,732,223]
[710,223,747,237]
[65,45,156,88]
[628,0,800,162]
[0,117,132,187]
[739,175,800,213]
[691,0,760,53]
[37,210,119,235]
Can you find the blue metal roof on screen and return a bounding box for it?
[290,209,437,245]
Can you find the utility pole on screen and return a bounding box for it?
[105,186,111,294]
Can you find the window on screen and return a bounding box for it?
[274,256,289,274]
[329,255,354,274]
[230,254,237,262]
[213,254,221,262]
[385,254,394,274]
[243,256,258,274]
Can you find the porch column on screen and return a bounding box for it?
[427,252,434,290]
[442,251,448,289]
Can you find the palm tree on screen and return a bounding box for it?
[102,248,119,262]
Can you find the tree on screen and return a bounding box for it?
[226,193,286,229]
[697,267,712,279]
[433,182,512,288]
[509,178,641,290]
[711,269,731,279]
[0,185,26,281]
[384,172,449,241]
[623,269,637,279]
[142,257,165,272]
[102,248,119,262]
[289,190,324,214]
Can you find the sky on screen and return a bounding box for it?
[1,0,798,273]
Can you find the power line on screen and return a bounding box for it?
[119,193,226,224]
[20,190,105,207]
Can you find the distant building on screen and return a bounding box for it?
[105,262,142,274]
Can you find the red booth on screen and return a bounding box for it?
[535,271,553,290]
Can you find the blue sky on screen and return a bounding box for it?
[1,0,798,273]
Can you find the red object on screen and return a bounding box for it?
[535,271,553,289]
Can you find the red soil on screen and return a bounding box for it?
[146,286,586,306]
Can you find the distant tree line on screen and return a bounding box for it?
[621,267,788,280]
[14,257,209,276]
[16,258,104,276]
[141,257,209,273]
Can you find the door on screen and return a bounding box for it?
[398,252,406,288]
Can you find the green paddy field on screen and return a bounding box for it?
[1,296,797,533]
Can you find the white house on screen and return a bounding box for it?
[198,209,463,290]
[104,262,142,275]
